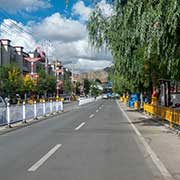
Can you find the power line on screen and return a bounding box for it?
[0,8,40,38]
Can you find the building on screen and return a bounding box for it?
[0,39,30,74]
[0,39,48,75]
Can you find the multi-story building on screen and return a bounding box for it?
[0,39,30,74]
[0,39,48,75]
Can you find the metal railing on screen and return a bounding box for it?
[0,100,63,127]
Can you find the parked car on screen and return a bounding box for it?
[171,93,180,109]
[102,94,108,99]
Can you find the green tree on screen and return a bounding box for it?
[36,68,56,97]
[90,81,100,96]
[87,0,180,94]
[0,64,23,97]
[84,79,91,95]
[75,81,81,95]
[63,79,72,94]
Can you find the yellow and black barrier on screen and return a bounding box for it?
[144,104,180,128]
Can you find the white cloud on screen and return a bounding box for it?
[33,13,86,42]
[0,0,113,72]
[0,19,37,51]
[0,0,51,13]
[97,0,114,18]
[75,58,111,72]
[72,1,92,21]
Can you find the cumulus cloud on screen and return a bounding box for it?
[33,13,86,42]
[72,1,92,21]
[0,19,37,51]
[0,0,51,13]
[75,58,111,72]
[0,1,113,72]
[97,0,114,18]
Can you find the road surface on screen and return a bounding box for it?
[0,100,163,180]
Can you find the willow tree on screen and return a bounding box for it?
[87,0,180,93]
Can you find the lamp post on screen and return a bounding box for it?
[24,57,41,77]
[52,60,63,99]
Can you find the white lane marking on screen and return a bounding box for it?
[96,110,99,113]
[28,144,62,172]
[99,107,102,110]
[116,100,173,180]
[75,122,86,131]
[89,114,94,118]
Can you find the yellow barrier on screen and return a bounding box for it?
[144,104,180,128]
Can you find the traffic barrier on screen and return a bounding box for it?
[0,100,64,127]
[78,96,102,106]
[144,104,180,128]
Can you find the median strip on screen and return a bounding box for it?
[28,144,62,172]
[75,122,86,131]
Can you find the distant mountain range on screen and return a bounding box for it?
[78,67,110,83]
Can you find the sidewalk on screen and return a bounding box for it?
[119,101,180,180]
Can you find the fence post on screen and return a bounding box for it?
[34,101,37,119]
[43,100,46,116]
[50,100,53,114]
[7,102,11,128]
[56,100,59,112]
[60,101,63,111]
[22,101,26,123]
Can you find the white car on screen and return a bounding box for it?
[102,94,108,99]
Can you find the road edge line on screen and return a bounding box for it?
[116,100,173,180]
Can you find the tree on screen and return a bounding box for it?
[87,0,180,94]
[90,81,99,96]
[63,79,72,94]
[75,81,81,95]
[36,68,56,97]
[84,79,91,95]
[0,64,24,97]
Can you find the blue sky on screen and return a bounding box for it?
[0,0,113,72]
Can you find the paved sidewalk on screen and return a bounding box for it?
[119,101,180,180]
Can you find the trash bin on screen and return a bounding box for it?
[134,101,140,109]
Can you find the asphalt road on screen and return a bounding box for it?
[0,100,162,180]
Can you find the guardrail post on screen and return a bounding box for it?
[7,102,12,128]
[56,100,59,112]
[22,101,26,123]
[34,101,37,119]
[60,101,63,111]
[50,100,53,114]
[43,100,46,116]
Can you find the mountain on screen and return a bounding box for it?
[79,69,109,83]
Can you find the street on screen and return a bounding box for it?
[0,100,163,180]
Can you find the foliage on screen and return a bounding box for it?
[36,68,56,96]
[0,64,23,97]
[63,79,72,94]
[84,78,91,95]
[90,81,101,96]
[87,0,180,93]
[75,81,81,95]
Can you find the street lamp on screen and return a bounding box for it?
[52,60,63,98]
[24,56,41,77]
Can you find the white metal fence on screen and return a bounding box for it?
[78,96,102,106]
[0,100,63,127]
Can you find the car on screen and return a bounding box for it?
[102,94,108,99]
